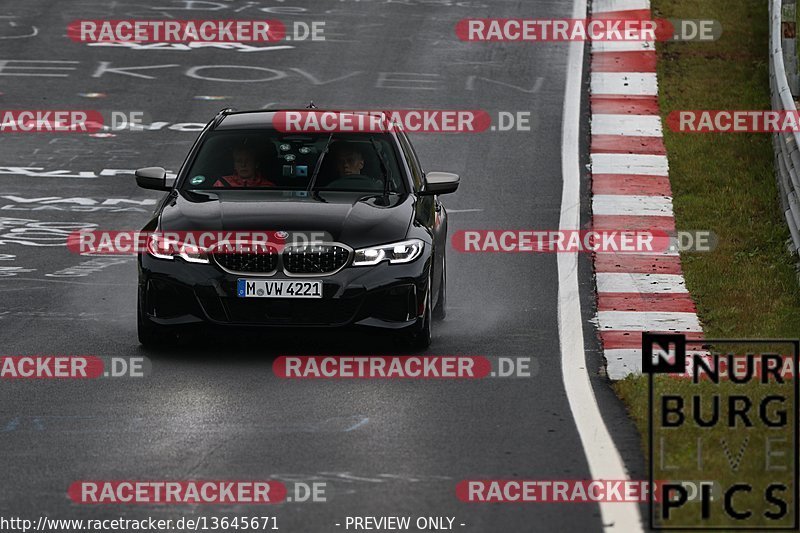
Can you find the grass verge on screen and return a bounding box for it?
[612,0,800,527]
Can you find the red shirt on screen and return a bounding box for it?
[213,173,276,188]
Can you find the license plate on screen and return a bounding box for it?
[237,279,322,298]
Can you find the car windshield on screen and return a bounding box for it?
[182,130,405,193]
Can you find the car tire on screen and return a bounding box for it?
[137,294,176,346]
[405,275,432,349]
[432,251,446,321]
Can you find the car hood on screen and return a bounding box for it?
[159,189,414,248]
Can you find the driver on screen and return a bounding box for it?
[214,145,275,187]
[334,145,366,177]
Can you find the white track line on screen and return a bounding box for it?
[592,114,663,136]
[559,0,644,529]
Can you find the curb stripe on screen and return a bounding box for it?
[591,135,667,155]
[598,292,697,312]
[592,51,657,73]
[591,153,669,175]
[589,0,705,381]
[597,311,702,332]
[596,272,688,293]
[592,40,655,53]
[600,330,705,349]
[591,72,658,96]
[591,96,659,115]
[592,6,650,20]
[593,1,651,15]
[594,255,683,274]
[592,214,676,231]
[603,349,709,379]
[593,194,673,216]
[592,114,663,136]
[596,245,680,256]
[592,174,672,195]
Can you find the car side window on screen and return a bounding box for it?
[397,132,424,192]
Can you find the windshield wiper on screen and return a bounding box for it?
[370,136,393,199]
[306,133,334,193]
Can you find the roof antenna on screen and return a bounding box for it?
[306,101,317,109]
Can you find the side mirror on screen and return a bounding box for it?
[420,171,459,196]
[135,167,172,191]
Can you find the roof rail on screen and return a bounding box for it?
[211,107,236,129]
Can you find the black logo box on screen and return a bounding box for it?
[644,333,800,530]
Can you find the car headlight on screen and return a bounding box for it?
[352,239,424,266]
[146,233,210,264]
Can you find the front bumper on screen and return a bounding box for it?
[138,251,431,329]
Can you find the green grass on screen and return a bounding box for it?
[612,0,800,527]
[653,0,800,338]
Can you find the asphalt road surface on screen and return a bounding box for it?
[0,0,645,531]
